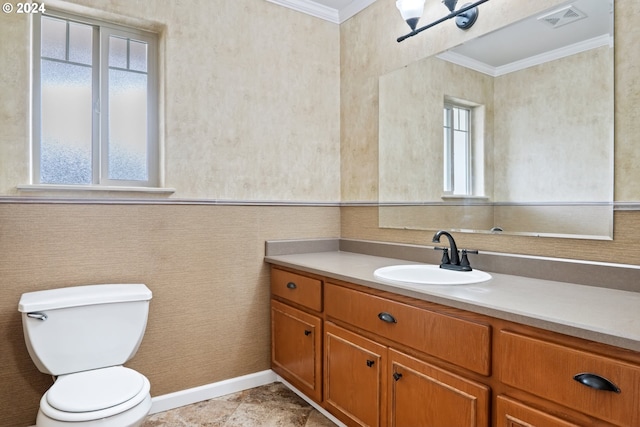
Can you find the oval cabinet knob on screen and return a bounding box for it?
[393,372,403,381]
[286,282,297,290]
[573,373,621,393]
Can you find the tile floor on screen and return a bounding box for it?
[142,382,338,427]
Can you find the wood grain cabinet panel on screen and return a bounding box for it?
[325,282,491,375]
[272,268,322,312]
[388,349,489,427]
[324,322,388,427]
[498,330,640,426]
[496,395,581,427]
[271,299,322,402]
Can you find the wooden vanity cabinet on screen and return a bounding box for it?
[325,282,490,427]
[497,330,640,427]
[270,265,640,427]
[270,269,323,402]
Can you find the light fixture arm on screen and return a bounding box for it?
[397,0,490,43]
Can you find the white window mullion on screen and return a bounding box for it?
[32,15,44,185]
[99,28,110,185]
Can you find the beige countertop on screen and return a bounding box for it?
[265,251,640,352]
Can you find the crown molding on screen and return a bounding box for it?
[266,0,376,24]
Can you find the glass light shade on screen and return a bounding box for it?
[396,0,425,30]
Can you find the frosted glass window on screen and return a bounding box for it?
[129,40,147,72]
[33,12,159,188]
[108,69,148,181]
[40,60,93,184]
[109,36,128,68]
[68,22,93,65]
[41,16,66,60]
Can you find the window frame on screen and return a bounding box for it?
[32,10,159,188]
[443,103,472,196]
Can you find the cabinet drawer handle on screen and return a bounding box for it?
[573,373,621,393]
[378,312,397,323]
[366,359,375,367]
[393,372,403,381]
[286,282,297,290]
[304,330,312,336]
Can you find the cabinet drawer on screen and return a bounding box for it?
[498,330,640,426]
[325,283,491,375]
[271,268,322,312]
[495,395,580,427]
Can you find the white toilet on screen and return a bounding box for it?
[18,284,153,427]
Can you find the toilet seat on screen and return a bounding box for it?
[40,366,150,422]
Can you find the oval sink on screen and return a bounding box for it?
[374,264,491,286]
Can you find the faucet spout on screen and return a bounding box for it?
[432,230,460,265]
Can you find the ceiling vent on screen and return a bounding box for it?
[537,5,587,29]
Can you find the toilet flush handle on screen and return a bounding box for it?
[27,312,48,321]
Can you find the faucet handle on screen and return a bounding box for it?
[459,249,478,271]
[434,246,450,264]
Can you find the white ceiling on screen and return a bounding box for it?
[267,0,613,76]
[265,0,377,24]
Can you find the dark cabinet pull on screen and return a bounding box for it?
[573,373,621,393]
[304,330,311,336]
[378,312,397,323]
[366,359,375,367]
[393,372,403,381]
[286,282,297,290]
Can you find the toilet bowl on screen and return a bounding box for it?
[36,366,151,427]
[18,284,153,427]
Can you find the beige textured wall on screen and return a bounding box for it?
[0,204,339,426]
[494,46,613,203]
[340,0,640,262]
[0,1,341,426]
[0,0,340,201]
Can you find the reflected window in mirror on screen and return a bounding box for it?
[443,103,471,195]
[443,99,485,199]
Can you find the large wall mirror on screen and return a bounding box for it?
[379,0,614,239]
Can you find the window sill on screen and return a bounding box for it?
[441,195,489,201]
[17,184,175,194]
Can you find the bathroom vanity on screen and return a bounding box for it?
[266,245,640,427]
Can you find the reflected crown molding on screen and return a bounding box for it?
[438,34,612,77]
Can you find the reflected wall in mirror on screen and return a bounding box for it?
[379,0,614,239]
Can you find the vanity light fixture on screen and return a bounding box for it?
[396,0,490,43]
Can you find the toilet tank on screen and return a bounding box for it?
[18,284,152,376]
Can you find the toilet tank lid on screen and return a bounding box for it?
[18,284,152,313]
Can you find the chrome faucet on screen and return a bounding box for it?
[432,230,476,271]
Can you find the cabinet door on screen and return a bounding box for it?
[496,395,581,427]
[325,322,388,427]
[388,349,489,427]
[271,299,322,402]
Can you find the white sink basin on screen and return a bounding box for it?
[374,264,491,286]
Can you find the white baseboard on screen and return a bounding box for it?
[27,370,344,427]
[149,369,277,414]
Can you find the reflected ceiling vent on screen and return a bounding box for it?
[537,5,587,29]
